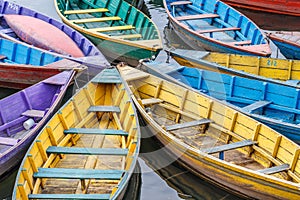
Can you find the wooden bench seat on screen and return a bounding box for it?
[70,16,121,24]
[46,146,128,155]
[33,168,124,180]
[197,27,241,34]
[90,25,135,32]
[0,116,27,132]
[28,193,110,200]
[22,109,45,118]
[176,14,219,21]
[64,8,108,15]
[111,34,142,39]
[170,1,192,6]
[0,136,18,146]
[88,106,120,113]
[64,128,128,135]
[202,139,257,159]
[165,118,212,131]
[242,100,272,113]
[257,164,290,175]
[141,98,163,106]
[228,40,252,46]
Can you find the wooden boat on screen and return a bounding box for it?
[0,70,75,178]
[13,67,140,199]
[267,31,300,60]
[0,37,86,89]
[163,0,271,57]
[118,65,300,199]
[169,48,300,87]
[0,0,110,71]
[54,0,163,66]
[221,0,300,17]
[141,60,300,144]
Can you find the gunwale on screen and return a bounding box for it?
[163,0,271,57]
[12,67,140,200]
[54,0,163,61]
[118,65,300,199]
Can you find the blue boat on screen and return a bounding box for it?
[0,0,110,72]
[141,60,300,143]
[268,31,300,60]
[163,0,271,57]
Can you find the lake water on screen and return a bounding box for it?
[1,0,300,199]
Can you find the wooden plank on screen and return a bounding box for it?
[90,25,134,32]
[242,100,272,113]
[33,168,124,179]
[176,14,219,21]
[110,34,142,39]
[88,106,120,113]
[257,164,290,175]
[64,8,108,15]
[0,136,18,146]
[70,16,121,24]
[22,109,45,118]
[197,27,241,34]
[123,72,150,81]
[228,40,252,45]
[46,146,128,155]
[165,118,212,131]
[28,194,110,199]
[64,128,128,135]
[170,1,192,6]
[141,98,163,105]
[202,139,257,154]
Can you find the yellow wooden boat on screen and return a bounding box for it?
[169,48,300,87]
[12,67,140,200]
[118,65,300,199]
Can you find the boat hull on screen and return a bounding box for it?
[222,0,300,16]
[0,71,75,178]
[169,20,270,57]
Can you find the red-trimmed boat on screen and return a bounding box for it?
[221,0,300,16]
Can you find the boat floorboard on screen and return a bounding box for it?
[151,108,264,171]
[39,113,123,195]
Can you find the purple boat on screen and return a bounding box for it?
[0,70,75,178]
[0,0,110,75]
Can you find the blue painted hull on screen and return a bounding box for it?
[272,39,300,60]
[142,61,300,143]
[164,0,271,56]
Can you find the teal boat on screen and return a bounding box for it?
[55,0,163,65]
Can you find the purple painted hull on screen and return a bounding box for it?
[0,70,75,178]
[0,0,110,72]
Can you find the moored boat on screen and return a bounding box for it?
[118,65,300,199]
[0,0,110,72]
[169,48,300,87]
[0,37,86,89]
[54,0,163,66]
[163,0,271,57]
[12,67,140,199]
[221,0,300,17]
[0,70,75,178]
[140,60,300,144]
[267,31,300,60]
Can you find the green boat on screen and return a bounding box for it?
[55,0,163,65]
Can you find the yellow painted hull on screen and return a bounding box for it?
[171,49,300,87]
[119,65,300,200]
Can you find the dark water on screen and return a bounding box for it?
[1,0,299,199]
